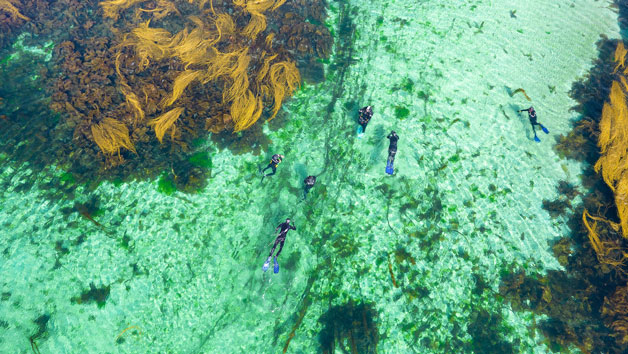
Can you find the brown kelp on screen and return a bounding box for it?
[582,43,628,274]
[0,0,331,191]
[114,6,304,135]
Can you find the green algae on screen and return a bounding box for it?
[189,151,213,169]
[158,173,177,195]
[394,106,410,119]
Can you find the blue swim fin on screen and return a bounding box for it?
[273,256,279,274]
[262,256,271,272]
[385,160,394,175]
[357,125,364,138]
[540,124,549,134]
[534,135,541,143]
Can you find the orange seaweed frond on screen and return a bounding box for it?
[265,33,275,48]
[138,0,180,20]
[256,53,277,84]
[169,17,218,68]
[583,209,606,258]
[120,20,175,70]
[91,118,136,156]
[214,13,235,40]
[149,107,184,143]
[236,0,277,13]
[202,47,245,82]
[0,0,29,21]
[242,11,267,39]
[115,325,142,341]
[234,0,285,39]
[595,81,628,195]
[99,0,149,20]
[268,60,300,119]
[162,70,203,107]
[222,49,251,103]
[121,85,145,123]
[230,90,263,132]
[583,209,628,270]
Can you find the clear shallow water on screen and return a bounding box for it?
[0,0,621,353]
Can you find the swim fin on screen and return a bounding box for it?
[385,160,394,175]
[540,124,549,134]
[273,256,279,274]
[357,125,364,138]
[534,135,541,143]
[262,256,271,272]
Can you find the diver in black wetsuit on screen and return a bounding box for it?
[261,154,284,177]
[386,131,399,166]
[303,175,316,198]
[358,106,373,133]
[518,106,548,142]
[262,218,296,273]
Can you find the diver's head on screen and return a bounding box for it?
[286,218,291,223]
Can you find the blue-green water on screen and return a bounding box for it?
[0,0,621,353]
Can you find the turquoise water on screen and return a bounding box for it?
[0,0,621,353]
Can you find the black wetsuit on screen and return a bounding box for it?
[262,154,282,176]
[520,107,542,136]
[358,106,373,132]
[387,131,399,164]
[304,175,316,197]
[268,221,296,258]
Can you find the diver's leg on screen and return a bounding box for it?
[264,166,276,177]
[531,123,540,141]
[276,241,285,257]
[268,239,279,257]
[264,239,279,271]
[388,149,397,163]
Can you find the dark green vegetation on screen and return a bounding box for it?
[188,151,212,169]
[157,173,177,195]
[71,283,111,308]
[394,105,410,119]
[318,301,379,354]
